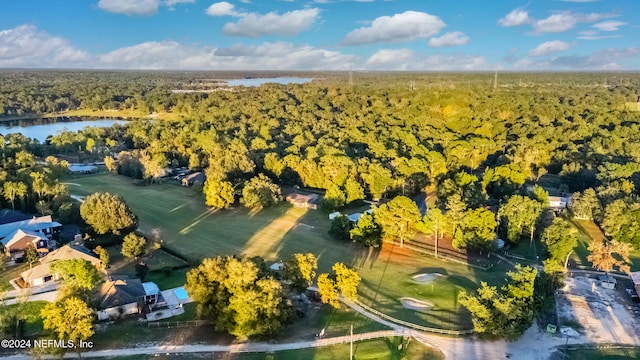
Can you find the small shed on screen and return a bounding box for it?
[328,211,342,220]
[599,275,617,289]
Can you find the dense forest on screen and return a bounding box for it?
[2,71,640,254]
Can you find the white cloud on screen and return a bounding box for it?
[528,40,572,57]
[0,25,90,67]
[498,9,529,27]
[365,48,489,71]
[98,0,161,16]
[222,8,320,37]
[99,40,355,70]
[165,0,195,6]
[342,11,446,45]
[549,47,640,69]
[428,32,469,48]
[577,30,622,40]
[205,2,241,16]
[592,20,626,31]
[532,11,615,34]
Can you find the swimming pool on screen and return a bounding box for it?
[174,287,189,300]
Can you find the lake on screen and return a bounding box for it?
[0,119,128,143]
[227,77,313,87]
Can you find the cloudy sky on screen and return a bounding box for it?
[0,0,637,71]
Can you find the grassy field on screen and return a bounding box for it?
[69,173,505,329]
[354,245,513,330]
[562,347,640,360]
[68,174,354,273]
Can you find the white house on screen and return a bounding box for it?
[548,195,572,210]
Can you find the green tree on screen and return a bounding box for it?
[49,259,102,292]
[94,246,110,271]
[444,194,467,239]
[80,192,137,235]
[344,178,364,204]
[569,188,602,221]
[329,215,352,241]
[601,199,640,247]
[349,213,382,247]
[242,174,282,209]
[23,245,40,269]
[185,256,291,340]
[323,183,346,210]
[453,208,497,250]
[203,177,235,209]
[458,265,537,340]
[529,185,549,207]
[498,195,542,250]
[374,196,421,247]
[416,208,447,258]
[41,297,94,356]
[121,233,146,260]
[333,262,360,301]
[3,181,27,210]
[317,273,340,309]
[362,162,393,200]
[540,218,577,272]
[283,253,318,292]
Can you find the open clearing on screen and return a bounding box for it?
[556,276,640,345]
[69,173,511,330]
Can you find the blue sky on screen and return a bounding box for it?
[0,0,637,70]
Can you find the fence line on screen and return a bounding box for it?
[305,330,407,349]
[353,300,475,336]
[395,241,492,271]
[148,319,211,328]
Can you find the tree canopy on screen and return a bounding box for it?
[458,265,537,340]
[80,192,137,235]
[185,255,291,340]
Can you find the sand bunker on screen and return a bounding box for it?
[400,297,434,312]
[412,273,445,284]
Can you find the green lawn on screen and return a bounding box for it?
[69,173,499,330]
[239,337,442,360]
[0,300,47,336]
[568,218,640,272]
[0,263,29,291]
[563,347,640,360]
[69,174,356,273]
[355,245,513,330]
[81,336,442,360]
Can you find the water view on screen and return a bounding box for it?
[227,77,313,87]
[0,119,128,142]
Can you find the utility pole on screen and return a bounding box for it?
[350,324,353,360]
[494,71,498,89]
